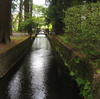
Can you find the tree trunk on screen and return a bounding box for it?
[0,0,11,44]
[24,0,33,33]
[29,0,33,33]
[30,0,33,17]
[24,0,29,19]
[18,0,23,31]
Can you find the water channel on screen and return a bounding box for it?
[0,34,83,99]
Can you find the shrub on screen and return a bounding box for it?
[64,2,100,57]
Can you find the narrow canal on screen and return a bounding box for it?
[0,34,83,99]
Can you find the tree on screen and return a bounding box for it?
[29,0,33,17]
[18,1,47,33]
[86,0,99,2]
[29,0,33,33]
[0,0,12,44]
[24,0,29,19]
[24,0,33,33]
[45,0,100,35]
[32,4,47,28]
[45,0,69,35]
[18,0,23,31]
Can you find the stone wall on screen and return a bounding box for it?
[47,35,100,99]
[0,36,34,78]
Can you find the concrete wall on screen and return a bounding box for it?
[0,36,34,78]
[47,35,100,99]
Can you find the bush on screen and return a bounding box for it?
[64,2,100,57]
[19,17,38,33]
[19,18,32,33]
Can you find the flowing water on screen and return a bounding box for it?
[0,34,83,99]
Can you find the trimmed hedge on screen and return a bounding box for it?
[64,2,100,58]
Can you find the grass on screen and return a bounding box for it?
[11,37,24,40]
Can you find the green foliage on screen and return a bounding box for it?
[12,14,19,32]
[58,35,70,44]
[32,4,47,15]
[71,0,82,7]
[19,16,38,33]
[32,4,47,28]
[75,78,92,98]
[45,0,69,34]
[11,37,24,39]
[75,58,82,64]
[90,58,100,67]
[76,77,85,87]
[17,4,47,32]
[96,69,100,73]
[64,2,100,60]
[12,0,18,12]
[64,62,70,69]
[56,47,60,51]
[70,71,75,76]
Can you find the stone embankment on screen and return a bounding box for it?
[47,35,100,99]
[0,35,35,78]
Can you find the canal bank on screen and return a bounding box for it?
[47,35,100,99]
[0,35,35,78]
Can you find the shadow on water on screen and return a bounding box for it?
[0,34,83,99]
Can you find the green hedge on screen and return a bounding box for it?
[64,2,100,57]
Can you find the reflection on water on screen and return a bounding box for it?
[8,34,53,99]
[0,34,82,99]
[8,70,22,99]
[30,35,51,99]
